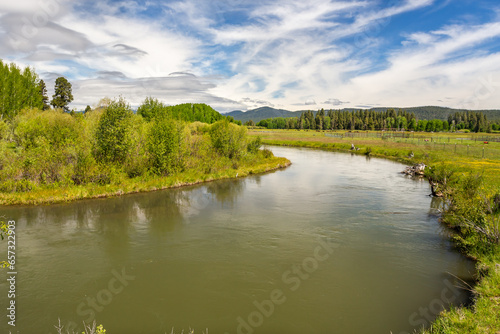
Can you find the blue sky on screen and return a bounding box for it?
[1,0,500,112]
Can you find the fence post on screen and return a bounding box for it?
[483,146,485,159]
[467,145,469,155]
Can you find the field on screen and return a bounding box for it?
[250,129,500,188]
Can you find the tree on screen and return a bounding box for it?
[210,119,247,159]
[84,105,92,113]
[94,97,133,164]
[39,79,50,110]
[51,77,73,112]
[137,97,165,121]
[147,118,186,175]
[0,60,43,119]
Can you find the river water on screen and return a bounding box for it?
[0,146,475,334]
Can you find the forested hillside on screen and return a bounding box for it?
[226,107,302,123]
[228,106,500,124]
[137,97,241,125]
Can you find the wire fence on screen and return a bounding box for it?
[331,131,500,143]
[325,131,500,159]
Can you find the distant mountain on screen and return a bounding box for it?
[226,107,304,123]
[226,106,500,123]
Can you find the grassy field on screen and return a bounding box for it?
[249,129,500,334]
[250,129,500,187]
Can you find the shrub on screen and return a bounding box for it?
[137,97,166,122]
[124,115,149,178]
[13,108,79,149]
[247,136,262,154]
[94,98,133,164]
[147,118,186,175]
[0,119,9,140]
[209,120,247,159]
[261,148,274,159]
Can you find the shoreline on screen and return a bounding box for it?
[0,157,291,206]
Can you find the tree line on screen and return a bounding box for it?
[255,109,498,133]
[0,60,74,119]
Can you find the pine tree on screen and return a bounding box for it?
[51,77,73,112]
[39,80,50,110]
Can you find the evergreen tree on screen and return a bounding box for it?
[51,77,73,112]
[39,79,50,110]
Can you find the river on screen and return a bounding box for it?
[0,146,475,334]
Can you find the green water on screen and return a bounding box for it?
[0,147,475,334]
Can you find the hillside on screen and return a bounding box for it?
[227,106,500,123]
[226,107,303,123]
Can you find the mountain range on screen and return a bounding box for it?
[225,106,500,123]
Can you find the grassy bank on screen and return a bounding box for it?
[0,155,290,205]
[250,129,500,334]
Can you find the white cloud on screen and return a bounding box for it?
[1,0,500,112]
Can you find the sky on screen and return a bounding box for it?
[1,0,500,113]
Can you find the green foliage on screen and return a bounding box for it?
[246,136,262,153]
[0,220,9,269]
[137,97,166,121]
[210,120,247,159]
[147,117,186,176]
[168,103,224,123]
[14,108,79,149]
[0,97,279,202]
[245,107,497,133]
[94,98,133,164]
[137,98,227,125]
[51,77,74,112]
[425,164,499,255]
[9,109,80,185]
[0,60,44,119]
[39,79,50,110]
[0,118,9,140]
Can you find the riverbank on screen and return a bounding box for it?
[0,156,290,205]
[250,129,500,333]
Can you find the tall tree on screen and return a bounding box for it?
[51,77,73,112]
[39,79,50,110]
[0,60,43,119]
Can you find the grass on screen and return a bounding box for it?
[250,129,500,334]
[0,155,290,205]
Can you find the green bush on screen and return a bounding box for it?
[147,118,186,175]
[94,98,133,164]
[124,115,149,178]
[13,108,79,149]
[137,97,166,122]
[209,120,247,159]
[0,119,9,140]
[247,136,262,154]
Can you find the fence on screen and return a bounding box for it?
[325,131,500,159]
